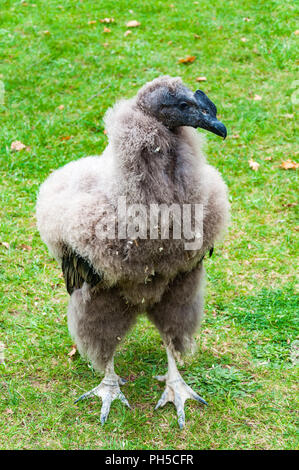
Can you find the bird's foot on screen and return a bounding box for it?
[75,376,130,425]
[154,374,207,429]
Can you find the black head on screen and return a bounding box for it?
[137,78,227,138]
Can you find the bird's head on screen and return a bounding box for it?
[136,76,227,138]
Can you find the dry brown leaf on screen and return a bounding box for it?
[124,30,132,37]
[68,345,77,358]
[1,241,10,249]
[100,18,115,23]
[103,42,109,47]
[279,159,299,170]
[265,156,272,161]
[42,30,50,35]
[126,20,141,28]
[88,20,97,25]
[11,140,27,151]
[103,129,107,135]
[253,94,262,101]
[194,34,201,39]
[178,56,196,64]
[248,159,260,171]
[58,104,64,110]
[60,135,72,141]
[196,76,207,82]
[103,26,111,33]
[20,244,32,251]
[294,30,299,35]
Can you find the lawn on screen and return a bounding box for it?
[0,0,298,450]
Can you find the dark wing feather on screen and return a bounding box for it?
[62,248,103,295]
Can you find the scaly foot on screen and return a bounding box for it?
[75,357,130,425]
[155,375,207,429]
[75,376,130,425]
[154,346,207,429]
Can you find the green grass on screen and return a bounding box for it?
[0,0,298,450]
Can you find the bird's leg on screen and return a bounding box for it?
[155,345,207,429]
[75,356,130,425]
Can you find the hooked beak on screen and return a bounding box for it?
[200,116,227,139]
[194,89,227,139]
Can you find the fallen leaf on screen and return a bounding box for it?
[241,37,247,42]
[103,129,107,135]
[1,241,10,249]
[60,135,72,141]
[103,42,109,47]
[196,76,207,82]
[124,30,132,37]
[194,34,201,39]
[88,20,97,25]
[253,94,262,101]
[11,140,27,151]
[248,159,260,171]
[265,156,272,161]
[103,26,111,33]
[126,20,140,28]
[68,345,77,358]
[282,202,297,208]
[58,104,64,110]
[42,30,50,35]
[178,55,196,64]
[100,18,115,23]
[20,244,32,251]
[279,159,299,170]
[294,30,299,35]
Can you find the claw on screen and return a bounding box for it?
[75,377,131,425]
[155,376,207,429]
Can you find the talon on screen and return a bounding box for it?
[75,377,131,424]
[74,387,97,403]
[155,365,207,429]
[193,393,208,406]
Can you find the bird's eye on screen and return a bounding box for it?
[201,109,209,115]
[179,102,189,111]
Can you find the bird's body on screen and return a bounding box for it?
[36,76,230,427]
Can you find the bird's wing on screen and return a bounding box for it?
[61,248,103,295]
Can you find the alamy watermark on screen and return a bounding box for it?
[94,197,203,250]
